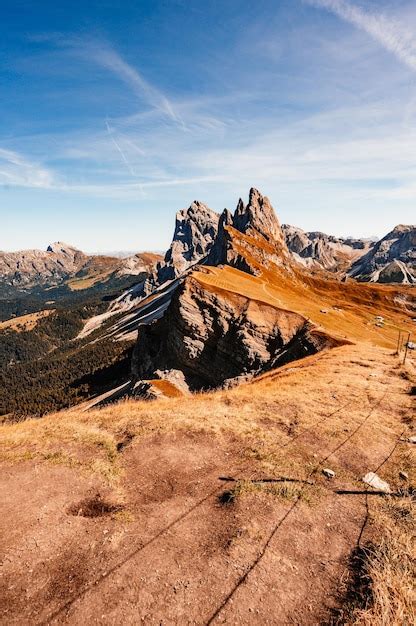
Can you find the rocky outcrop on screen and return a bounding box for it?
[132,369,190,399]
[207,188,290,273]
[158,201,219,282]
[109,201,220,313]
[233,188,285,245]
[132,275,343,391]
[348,225,416,284]
[282,225,373,272]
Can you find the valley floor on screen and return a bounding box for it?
[0,344,414,625]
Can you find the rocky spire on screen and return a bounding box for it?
[157,200,220,283]
[205,208,233,266]
[232,187,285,245]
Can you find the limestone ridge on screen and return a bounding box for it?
[112,188,289,313]
[348,224,416,284]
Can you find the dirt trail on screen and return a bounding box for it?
[0,346,414,625]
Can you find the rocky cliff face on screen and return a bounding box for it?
[109,200,220,313]
[282,225,373,272]
[132,275,341,391]
[158,201,219,281]
[348,225,416,284]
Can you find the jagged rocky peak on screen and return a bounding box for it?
[158,200,220,281]
[109,199,221,311]
[233,187,285,244]
[207,188,289,271]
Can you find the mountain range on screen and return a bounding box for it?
[0,242,161,289]
[1,188,415,417]
[37,188,414,408]
[2,203,413,295]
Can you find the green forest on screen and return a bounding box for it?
[0,286,138,419]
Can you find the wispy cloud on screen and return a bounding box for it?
[105,119,136,177]
[304,0,416,71]
[0,148,54,189]
[58,175,228,198]
[82,41,184,125]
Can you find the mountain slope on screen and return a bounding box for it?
[282,225,374,272]
[2,189,415,417]
[348,224,416,284]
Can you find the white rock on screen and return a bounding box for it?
[399,471,409,481]
[408,436,416,444]
[362,472,391,493]
[322,468,335,479]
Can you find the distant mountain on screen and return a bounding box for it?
[281,224,415,284]
[0,243,161,290]
[348,224,416,284]
[281,225,374,273]
[0,242,86,288]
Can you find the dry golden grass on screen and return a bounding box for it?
[351,500,415,626]
[341,442,415,626]
[0,342,414,623]
[193,264,415,351]
[66,270,114,291]
[329,408,415,626]
[220,478,316,505]
[0,309,54,331]
[1,344,413,487]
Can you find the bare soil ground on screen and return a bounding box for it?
[1,344,414,625]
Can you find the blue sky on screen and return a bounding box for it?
[1,0,416,252]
